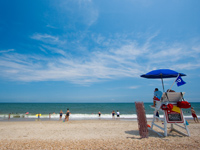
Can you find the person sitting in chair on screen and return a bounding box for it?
[167,89,175,92]
[152,88,162,107]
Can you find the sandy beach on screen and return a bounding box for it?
[0,119,200,149]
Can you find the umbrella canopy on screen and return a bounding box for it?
[140,69,186,92]
[140,69,186,79]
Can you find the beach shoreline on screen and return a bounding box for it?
[0,112,196,122]
[0,119,200,149]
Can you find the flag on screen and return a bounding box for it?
[175,76,186,86]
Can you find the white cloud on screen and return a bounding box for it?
[77,0,99,26]
[172,62,200,70]
[1,33,200,85]
[31,34,66,46]
[0,47,142,84]
[46,24,57,29]
[129,86,139,89]
[41,45,67,56]
[55,0,99,27]
[31,33,58,41]
[39,47,48,54]
[0,49,15,53]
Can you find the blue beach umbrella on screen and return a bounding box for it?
[140,69,186,92]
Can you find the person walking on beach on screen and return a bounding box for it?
[37,113,41,121]
[112,110,115,118]
[98,111,101,117]
[65,108,71,122]
[116,110,120,118]
[59,110,63,120]
[152,88,162,107]
[191,107,199,123]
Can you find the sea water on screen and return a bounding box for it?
[0,102,199,121]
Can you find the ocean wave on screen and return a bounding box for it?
[0,113,195,120]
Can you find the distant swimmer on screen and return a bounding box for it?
[112,110,115,118]
[60,110,63,120]
[98,111,101,117]
[116,110,120,117]
[36,113,41,121]
[65,108,71,122]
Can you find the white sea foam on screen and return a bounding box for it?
[0,113,194,120]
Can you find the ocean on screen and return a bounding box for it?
[0,102,199,121]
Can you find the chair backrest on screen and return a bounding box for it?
[161,92,185,103]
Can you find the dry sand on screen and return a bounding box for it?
[0,119,200,149]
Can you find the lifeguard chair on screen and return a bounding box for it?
[150,92,190,137]
[140,69,191,137]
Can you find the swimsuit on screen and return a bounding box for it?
[117,112,120,117]
[154,97,160,101]
[192,113,197,118]
[60,113,63,116]
[66,112,70,116]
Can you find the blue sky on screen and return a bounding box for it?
[0,0,200,103]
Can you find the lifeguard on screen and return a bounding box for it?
[152,88,162,107]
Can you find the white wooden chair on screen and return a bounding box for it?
[150,92,190,137]
[155,92,185,109]
[161,92,185,103]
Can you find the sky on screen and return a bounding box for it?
[0,0,200,103]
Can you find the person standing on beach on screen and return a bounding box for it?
[191,107,199,123]
[116,110,120,117]
[65,108,71,122]
[37,113,40,121]
[152,88,162,107]
[112,110,115,118]
[59,110,63,120]
[98,111,101,117]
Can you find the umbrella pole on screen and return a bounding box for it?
[161,76,165,92]
[161,76,169,101]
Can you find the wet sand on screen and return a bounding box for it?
[0,120,200,149]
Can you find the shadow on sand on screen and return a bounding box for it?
[125,129,184,139]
